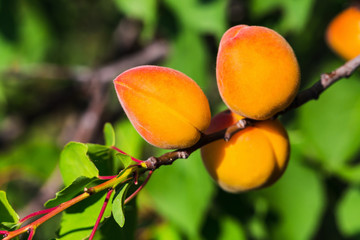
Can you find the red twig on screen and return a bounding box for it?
[19,207,58,224]
[27,229,35,240]
[0,231,8,236]
[3,167,136,240]
[98,175,117,180]
[89,188,114,240]
[111,146,143,163]
[124,171,153,204]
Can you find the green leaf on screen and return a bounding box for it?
[0,81,6,116]
[114,118,146,160]
[250,0,315,34]
[0,135,59,181]
[0,222,20,231]
[113,0,157,40]
[219,216,246,240]
[104,123,116,147]
[114,153,134,170]
[94,192,137,239]
[112,183,131,228]
[333,165,360,184]
[336,187,360,236]
[163,0,227,40]
[151,222,182,240]
[299,60,360,170]
[144,150,215,238]
[95,213,137,240]
[86,142,134,175]
[87,143,117,176]
[59,142,99,187]
[161,0,227,93]
[18,2,50,63]
[58,190,114,240]
[164,30,210,91]
[0,191,19,225]
[254,146,325,240]
[0,2,51,70]
[45,176,97,208]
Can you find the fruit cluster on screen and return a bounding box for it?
[114,24,300,193]
[201,25,298,192]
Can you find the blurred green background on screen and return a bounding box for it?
[1,0,360,239]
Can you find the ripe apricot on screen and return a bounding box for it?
[201,110,289,193]
[114,65,211,149]
[216,25,300,120]
[326,7,360,60]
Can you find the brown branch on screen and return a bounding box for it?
[144,130,226,170]
[144,54,360,171]
[2,40,168,84]
[281,54,360,113]
[224,118,255,141]
[90,40,168,83]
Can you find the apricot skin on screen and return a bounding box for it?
[114,65,211,149]
[201,110,290,193]
[216,25,300,120]
[326,7,360,60]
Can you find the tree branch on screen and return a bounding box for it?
[281,54,360,113]
[2,40,168,85]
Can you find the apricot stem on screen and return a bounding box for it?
[2,166,139,240]
[124,170,153,204]
[111,146,143,163]
[19,207,57,224]
[98,175,117,180]
[27,229,35,240]
[89,188,114,240]
[3,193,89,240]
[224,118,254,141]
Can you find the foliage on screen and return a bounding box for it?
[0,0,360,239]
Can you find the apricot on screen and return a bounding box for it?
[201,110,289,193]
[216,25,300,120]
[326,7,360,60]
[114,65,211,149]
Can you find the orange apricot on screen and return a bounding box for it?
[216,25,300,120]
[201,110,289,193]
[326,6,360,60]
[114,65,211,149]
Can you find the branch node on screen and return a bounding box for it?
[177,151,190,159]
[84,187,95,195]
[145,156,158,171]
[320,72,334,87]
[224,119,251,141]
